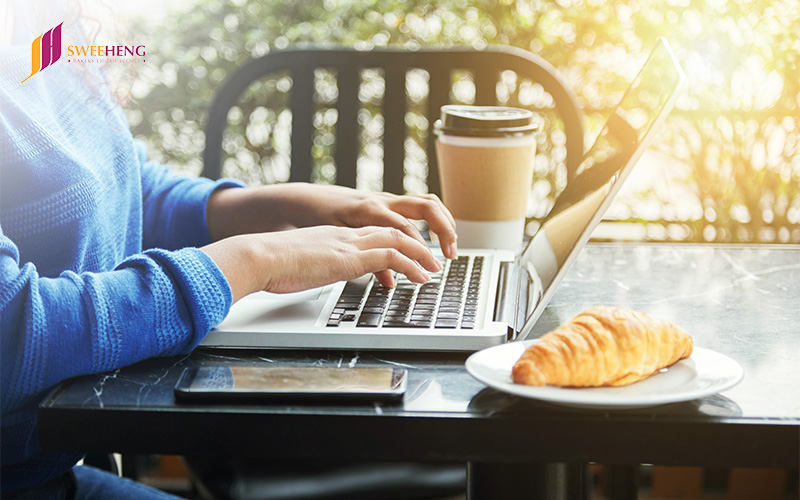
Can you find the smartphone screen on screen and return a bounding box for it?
[174,366,407,403]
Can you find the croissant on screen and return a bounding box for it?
[512,306,693,387]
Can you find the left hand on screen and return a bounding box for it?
[207,183,458,259]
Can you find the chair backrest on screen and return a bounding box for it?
[203,45,584,197]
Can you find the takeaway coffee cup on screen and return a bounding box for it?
[434,105,538,252]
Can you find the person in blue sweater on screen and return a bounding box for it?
[0,7,458,500]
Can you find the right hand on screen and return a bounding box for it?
[202,225,442,302]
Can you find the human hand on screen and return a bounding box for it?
[207,184,458,259]
[290,185,459,260]
[202,225,442,302]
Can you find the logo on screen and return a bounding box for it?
[21,22,146,83]
[21,23,63,83]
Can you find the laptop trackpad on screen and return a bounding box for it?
[216,286,331,331]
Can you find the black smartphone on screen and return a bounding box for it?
[174,365,407,403]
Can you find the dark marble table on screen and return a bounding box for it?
[38,244,800,498]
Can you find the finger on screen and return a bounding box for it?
[405,193,456,229]
[386,195,458,259]
[343,195,430,246]
[373,269,395,289]
[358,209,439,265]
[357,227,441,274]
[423,193,457,228]
[362,248,430,284]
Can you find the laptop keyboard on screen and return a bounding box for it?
[326,255,483,329]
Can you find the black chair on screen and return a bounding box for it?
[186,457,467,500]
[195,45,585,500]
[203,45,584,194]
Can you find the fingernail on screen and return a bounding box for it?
[449,242,458,259]
[434,259,443,271]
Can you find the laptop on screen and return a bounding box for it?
[200,37,686,351]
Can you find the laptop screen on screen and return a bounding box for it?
[517,37,686,340]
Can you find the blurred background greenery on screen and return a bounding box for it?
[122,0,800,243]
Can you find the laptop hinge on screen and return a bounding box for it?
[493,261,524,341]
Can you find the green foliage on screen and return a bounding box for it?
[127,0,800,242]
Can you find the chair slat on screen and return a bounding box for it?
[290,66,315,183]
[426,67,450,197]
[383,65,406,194]
[335,66,360,189]
[475,69,497,106]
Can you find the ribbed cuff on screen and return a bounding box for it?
[143,247,234,353]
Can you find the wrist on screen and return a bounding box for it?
[269,183,320,228]
[206,186,248,241]
[201,234,267,302]
[207,185,308,240]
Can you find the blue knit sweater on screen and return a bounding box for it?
[0,46,241,490]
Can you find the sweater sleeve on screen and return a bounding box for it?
[136,141,246,250]
[0,225,232,412]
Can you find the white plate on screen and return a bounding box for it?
[466,341,744,410]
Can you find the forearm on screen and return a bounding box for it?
[206,184,311,241]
